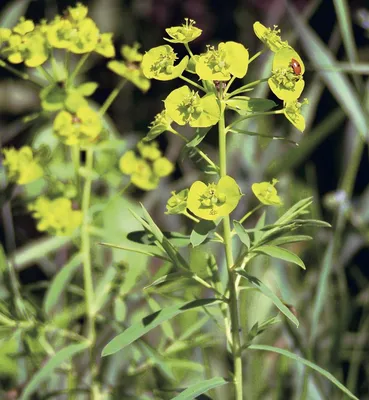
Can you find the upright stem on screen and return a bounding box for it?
[99,79,127,116]
[218,104,243,400]
[81,147,96,394]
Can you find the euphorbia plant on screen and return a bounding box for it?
[101,19,358,400]
[0,5,360,399]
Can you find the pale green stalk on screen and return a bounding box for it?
[99,79,127,116]
[218,102,243,400]
[179,75,206,92]
[37,65,55,83]
[80,147,98,400]
[0,60,42,86]
[69,53,90,85]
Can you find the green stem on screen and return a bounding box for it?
[179,75,206,92]
[182,210,200,223]
[227,110,284,131]
[71,145,81,200]
[227,77,269,98]
[174,130,219,173]
[50,48,60,81]
[69,53,90,85]
[81,147,96,394]
[238,204,263,225]
[37,65,55,83]
[65,51,71,79]
[184,42,195,59]
[0,60,43,86]
[219,102,243,400]
[99,79,127,116]
[248,50,265,64]
[224,76,236,96]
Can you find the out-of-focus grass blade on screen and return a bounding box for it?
[20,342,90,400]
[172,377,229,400]
[286,1,368,140]
[333,0,359,63]
[333,0,361,91]
[310,240,334,344]
[267,108,345,177]
[327,62,369,75]
[43,253,82,315]
[249,344,359,400]
[0,0,31,28]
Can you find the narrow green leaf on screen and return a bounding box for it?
[236,270,299,327]
[20,342,90,400]
[135,205,190,270]
[190,220,217,247]
[144,272,188,289]
[127,230,191,248]
[101,298,220,357]
[254,245,306,270]
[269,235,312,246]
[275,197,313,225]
[172,377,229,400]
[43,253,82,315]
[249,344,359,400]
[233,221,251,248]
[146,296,175,340]
[226,97,277,114]
[99,241,168,260]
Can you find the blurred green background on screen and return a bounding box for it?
[1,0,369,399]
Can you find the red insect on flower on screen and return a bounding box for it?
[290,58,302,75]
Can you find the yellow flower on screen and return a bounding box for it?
[252,179,283,206]
[2,146,43,185]
[29,197,82,236]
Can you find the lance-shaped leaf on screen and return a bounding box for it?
[20,342,90,400]
[233,220,251,248]
[190,220,218,247]
[101,298,221,356]
[43,253,82,315]
[172,377,229,400]
[253,245,306,269]
[249,345,359,400]
[226,97,277,115]
[236,270,299,327]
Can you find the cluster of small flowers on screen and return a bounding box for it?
[28,197,82,236]
[119,142,174,191]
[253,22,308,131]
[0,3,114,68]
[1,146,81,236]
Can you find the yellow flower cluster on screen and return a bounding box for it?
[0,3,115,68]
[2,146,43,185]
[119,142,174,190]
[28,197,82,236]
